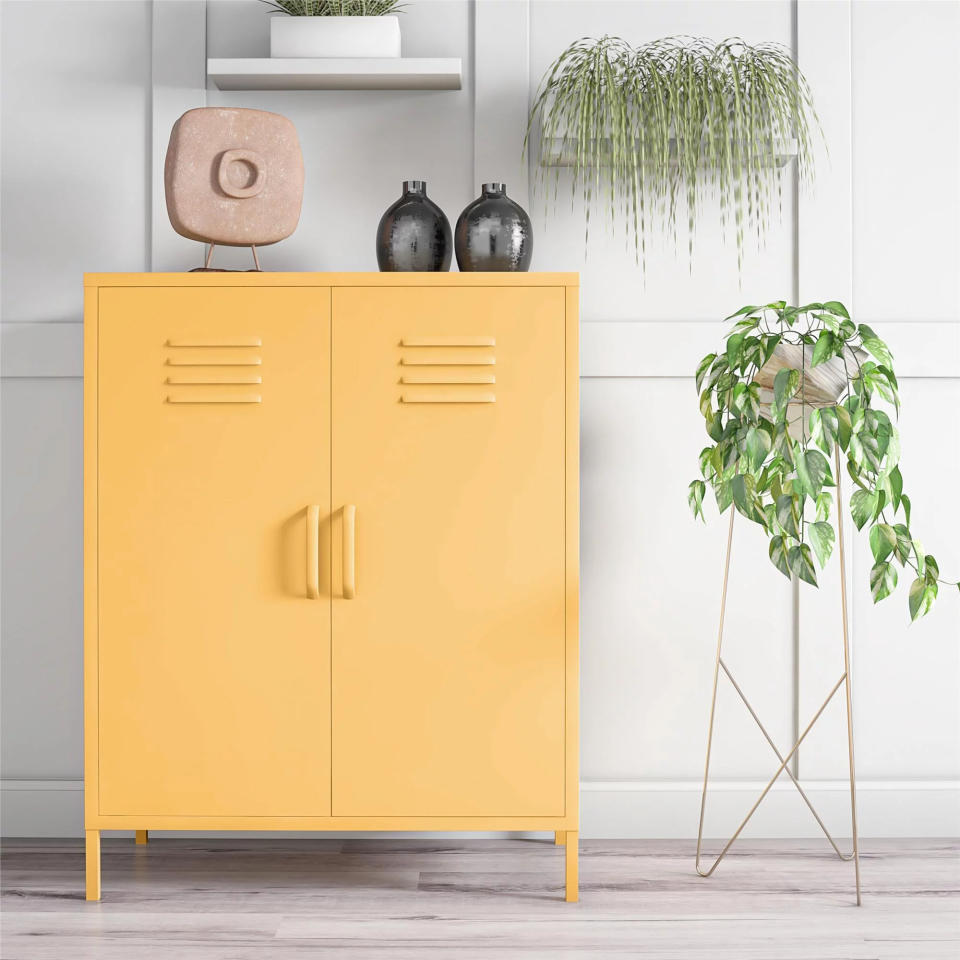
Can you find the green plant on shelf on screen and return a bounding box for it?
[261,0,404,16]
[687,301,958,621]
[526,35,821,274]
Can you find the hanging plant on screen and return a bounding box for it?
[526,36,821,271]
[687,301,958,620]
[260,1,404,14]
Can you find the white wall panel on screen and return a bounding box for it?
[851,0,960,323]
[852,379,960,780]
[580,378,794,782]
[1,0,957,836]
[0,379,84,778]
[0,0,151,322]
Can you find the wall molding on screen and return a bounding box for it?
[1,322,84,378]
[3,778,957,839]
[4,318,957,380]
[579,319,960,379]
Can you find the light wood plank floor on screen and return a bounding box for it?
[2,838,958,959]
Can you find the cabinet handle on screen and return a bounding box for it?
[306,505,320,599]
[343,504,357,599]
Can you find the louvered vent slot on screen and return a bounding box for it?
[166,357,262,366]
[399,336,496,403]
[401,374,495,385]
[401,356,495,366]
[166,374,263,385]
[166,338,262,347]
[401,336,495,347]
[401,393,495,404]
[164,338,263,404]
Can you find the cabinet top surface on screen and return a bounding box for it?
[85,272,578,288]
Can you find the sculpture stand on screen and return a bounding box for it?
[696,446,861,905]
[190,242,262,273]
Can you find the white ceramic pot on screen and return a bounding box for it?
[270,16,401,58]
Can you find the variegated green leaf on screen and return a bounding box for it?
[769,535,792,579]
[870,561,897,603]
[869,523,897,563]
[808,521,834,568]
[695,353,717,392]
[772,368,800,420]
[688,480,706,521]
[909,577,937,621]
[850,489,877,530]
[788,543,818,586]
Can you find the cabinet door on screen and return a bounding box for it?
[331,287,566,816]
[97,287,331,817]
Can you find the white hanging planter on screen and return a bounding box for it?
[270,16,401,59]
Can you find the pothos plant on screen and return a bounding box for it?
[687,301,958,620]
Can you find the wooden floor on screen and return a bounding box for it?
[2,838,958,959]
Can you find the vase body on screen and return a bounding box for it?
[270,16,401,59]
[376,181,452,272]
[455,183,532,272]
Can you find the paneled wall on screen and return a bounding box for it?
[2,0,958,837]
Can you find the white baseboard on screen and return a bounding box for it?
[580,779,960,838]
[3,779,957,839]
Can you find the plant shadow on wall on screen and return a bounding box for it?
[688,302,959,620]
[526,35,821,274]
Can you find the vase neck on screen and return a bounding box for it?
[482,182,507,198]
[403,180,427,196]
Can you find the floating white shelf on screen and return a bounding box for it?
[541,136,799,168]
[207,58,462,91]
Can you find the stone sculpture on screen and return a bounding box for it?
[164,107,304,270]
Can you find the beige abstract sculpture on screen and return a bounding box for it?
[164,107,304,270]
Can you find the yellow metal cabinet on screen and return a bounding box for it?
[84,273,579,902]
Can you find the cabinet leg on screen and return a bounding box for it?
[554,831,565,845]
[85,830,101,901]
[564,830,579,902]
[135,830,148,845]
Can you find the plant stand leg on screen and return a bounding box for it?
[696,508,735,876]
[85,830,101,901]
[835,446,862,905]
[554,831,565,845]
[696,488,862,904]
[564,831,578,902]
[135,830,148,845]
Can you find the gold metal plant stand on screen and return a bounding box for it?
[696,447,862,905]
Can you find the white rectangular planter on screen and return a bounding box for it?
[270,16,401,59]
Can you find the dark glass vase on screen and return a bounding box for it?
[454,183,532,272]
[376,181,452,272]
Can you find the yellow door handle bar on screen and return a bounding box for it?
[306,505,320,599]
[343,504,356,599]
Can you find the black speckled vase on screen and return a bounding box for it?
[376,180,452,272]
[454,182,532,272]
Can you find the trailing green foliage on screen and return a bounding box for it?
[688,301,958,621]
[261,0,404,16]
[526,36,821,272]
